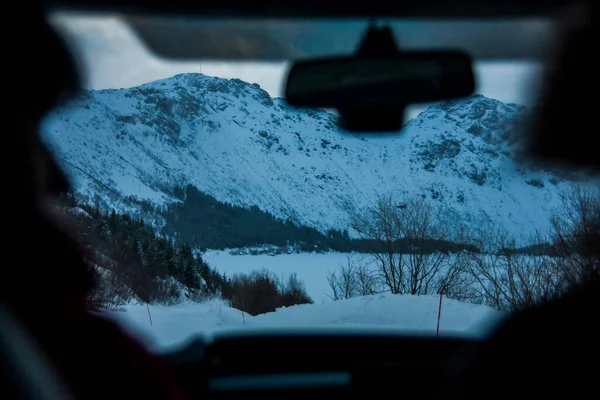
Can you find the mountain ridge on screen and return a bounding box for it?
[40,72,594,240]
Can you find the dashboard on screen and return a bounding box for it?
[162,331,480,398]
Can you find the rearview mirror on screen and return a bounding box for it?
[285,50,475,109]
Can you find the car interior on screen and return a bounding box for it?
[2,0,597,399]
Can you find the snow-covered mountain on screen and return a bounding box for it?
[40,73,590,239]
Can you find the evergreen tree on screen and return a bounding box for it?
[55,194,225,305]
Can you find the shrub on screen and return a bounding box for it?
[222,269,313,316]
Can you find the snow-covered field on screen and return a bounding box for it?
[109,294,504,353]
[203,250,364,303]
[108,252,505,352]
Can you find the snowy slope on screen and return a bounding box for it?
[108,294,504,352]
[40,73,592,239]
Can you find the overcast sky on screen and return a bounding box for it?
[50,14,545,111]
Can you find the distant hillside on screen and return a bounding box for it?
[41,73,598,242]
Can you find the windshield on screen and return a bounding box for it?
[40,12,598,352]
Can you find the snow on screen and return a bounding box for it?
[107,294,504,353]
[40,73,599,242]
[37,72,583,354]
[203,250,361,303]
[105,251,504,352]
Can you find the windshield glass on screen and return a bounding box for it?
[40,12,597,353]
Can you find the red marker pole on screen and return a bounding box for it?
[146,303,153,326]
[436,292,443,338]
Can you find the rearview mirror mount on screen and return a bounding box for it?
[284,24,476,132]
